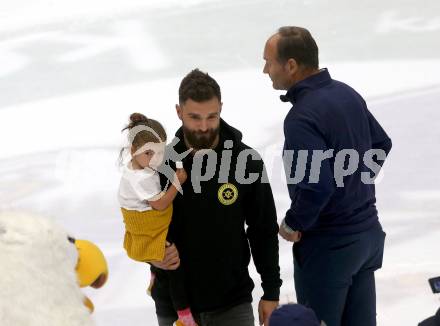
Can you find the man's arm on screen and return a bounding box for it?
[365,107,392,164]
[150,243,180,270]
[283,117,336,231]
[245,157,282,325]
[245,155,282,301]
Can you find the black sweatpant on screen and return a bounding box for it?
[157,302,255,326]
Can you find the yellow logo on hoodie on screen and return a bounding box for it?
[218,183,238,205]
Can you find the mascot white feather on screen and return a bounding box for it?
[0,213,108,326]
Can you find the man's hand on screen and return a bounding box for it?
[279,227,302,243]
[150,242,180,270]
[258,300,279,325]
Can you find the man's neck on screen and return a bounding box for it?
[288,68,321,89]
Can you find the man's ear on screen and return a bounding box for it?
[286,58,299,76]
[175,104,183,120]
[219,102,223,114]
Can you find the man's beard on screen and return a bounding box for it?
[182,125,220,150]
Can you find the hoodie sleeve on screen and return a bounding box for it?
[244,153,282,301]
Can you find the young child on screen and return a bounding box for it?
[118,113,197,326]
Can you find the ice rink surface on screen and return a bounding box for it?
[1,0,440,325]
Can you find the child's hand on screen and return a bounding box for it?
[175,168,187,185]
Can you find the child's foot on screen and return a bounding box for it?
[176,308,197,326]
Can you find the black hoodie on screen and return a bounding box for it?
[151,120,282,315]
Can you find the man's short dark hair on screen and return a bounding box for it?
[276,26,319,69]
[179,69,221,105]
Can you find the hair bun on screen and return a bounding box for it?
[129,113,148,124]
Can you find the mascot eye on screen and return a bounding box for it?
[67,236,76,244]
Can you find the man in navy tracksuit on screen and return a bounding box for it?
[263,26,392,326]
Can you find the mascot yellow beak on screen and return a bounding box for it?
[74,239,109,313]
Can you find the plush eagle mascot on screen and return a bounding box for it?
[0,213,108,326]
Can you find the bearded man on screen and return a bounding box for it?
[149,69,282,326]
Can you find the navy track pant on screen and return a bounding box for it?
[293,223,386,326]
